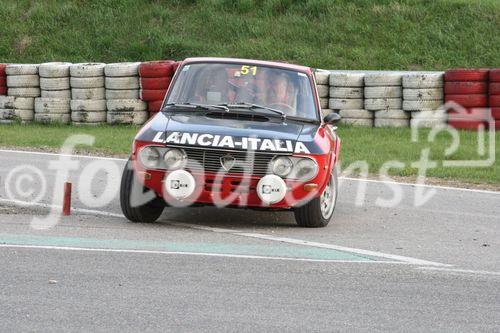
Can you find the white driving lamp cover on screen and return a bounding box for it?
[164,170,196,200]
[257,175,287,205]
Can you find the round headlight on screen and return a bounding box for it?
[139,146,161,169]
[164,148,187,170]
[271,156,293,177]
[295,158,318,181]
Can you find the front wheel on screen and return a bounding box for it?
[293,166,338,228]
[120,158,165,223]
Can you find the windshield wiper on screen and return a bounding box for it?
[163,102,229,112]
[219,102,286,120]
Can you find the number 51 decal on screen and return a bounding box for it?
[241,65,257,76]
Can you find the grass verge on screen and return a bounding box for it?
[0,123,498,185]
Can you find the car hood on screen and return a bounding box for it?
[135,112,325,154]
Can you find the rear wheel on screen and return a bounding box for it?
[294,167,338,228]
[120,158,165,223]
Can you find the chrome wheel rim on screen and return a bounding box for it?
[320,173,336,219]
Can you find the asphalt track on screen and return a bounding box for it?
[0,149,499,332]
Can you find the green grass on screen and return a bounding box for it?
[0,0,498,70]
[1,123,498,184]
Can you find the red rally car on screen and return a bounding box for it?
[120,57,342,227]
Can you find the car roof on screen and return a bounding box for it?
[182,57,313,75]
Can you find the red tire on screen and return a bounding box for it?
[140,77,171,90]
[490,95,500,107]
[139,61,175,78]
[0,86,7,95]
[489,82,500,95]
[172,61,181,73]
[494,121,500,130]
[149,111,159,119]
[444,69,489,82]
[448,108,490,120]
[140,89,167,102]
[491,108,500,120]
[148,100,163,112]
[0,76,5,86]
[448,119,485,131]
[489,69,500,82]
[444,94,488,107]
[444,81,487,95]
[0,64,6,76]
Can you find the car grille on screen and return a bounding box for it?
[178,147,282,176]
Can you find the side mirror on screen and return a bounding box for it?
[323,112,341,125]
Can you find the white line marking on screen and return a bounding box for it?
[417,266,500,277]
[169,222,451,267]
[0,244,407,264]
[1,197,450,267]
[1,148,499,194]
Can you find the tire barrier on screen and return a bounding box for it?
[70,63,106,126]
[365,72,404,128]
[139,60,175,118]
[328,71,370,126]
[444,69,490,131]
[35,62,72,124]
[314,70,330,113]
[490,69,500,129]
[0,64,6,96]
[4,64,40,123]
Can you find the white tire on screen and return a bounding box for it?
[7,87,40,97]
[104,62,140,77]
[339,109,373,119]
[364,86,402,98]
[41,90,72,99]
[6,75,39,88]
[70,63,106,77]
[5,64,39,75]
[34,98,71,114]
[35,113,70,124]
[329,98,364,110]
[410,118,447,128]
[411,109,447,121]
[319,98,328,109]
[329,73,364,87]
[403,100,443,111]
[107,99,147,112]
[364,72,402,86]
[15,109,34,121]
[105,77,139,90]
[314,71,329,85]
[340,118,373,127]
[321,109,334,117]
[70,76,104,88]
[329,87,363,99]
[0,109,15,120]
[374,109,410,119]
[106,89,139,100]
[71,88,105,100]
[0,96,14,108]
[12,97,35,109]
[40,77,70,90]
[107,111,148,125]
[39,62,71,78]
[70,99,107,112]
[71,111,107,122]
[374,118,410,128]
[403,88,443,101]
[364,98,402,110]
[402,73,444,88]
[316,85,329,98]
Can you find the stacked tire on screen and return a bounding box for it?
[70,63,107,126]
[364,72,408,128]
[329,72,370,126]
[314,70,331,116]
[139,61,175,118]
[5,64,40,123]
[402,72,446,128]
[34,62,72,124]
[489,69,500,130]
[0,64,6,96]
[105,62,147,125]
[444,69,489,130]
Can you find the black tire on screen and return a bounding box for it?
[294,166,338,228]
[120,158,165,223]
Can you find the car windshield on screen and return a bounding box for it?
[166,62,318,120]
